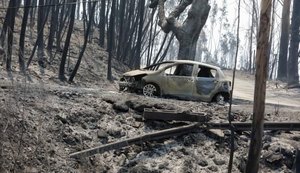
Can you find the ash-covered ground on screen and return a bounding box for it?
[0,80,299,173]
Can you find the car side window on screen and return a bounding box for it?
[197,66,215,78]
[164,65,177,75]
[173,64,194,76]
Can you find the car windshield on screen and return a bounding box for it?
[143,62,173,71]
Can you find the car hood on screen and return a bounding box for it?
[123,70,156,77]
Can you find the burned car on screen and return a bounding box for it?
[119,60,231,102]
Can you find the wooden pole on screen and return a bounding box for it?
[245,0,272,172]
[70,123,199,158]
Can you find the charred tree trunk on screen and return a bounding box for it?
[26,1,51,69]
[76,0,81,20]
[107,0,116,81]
[6,0,18,71]
[287,0,300,87]
[47,0,59,59]
[37,0,46,68]
[69,2,97,82]
[29,0,37,39]
[56,0,66,51]
[245,0,272,172]
[277,0,291,81]
[99,0,106,47]
[151,0,210,61]
[19,0,31,73]
[82,0,87,33]
[120,0,136,63]
[116,0,126,60]
[133,0,145,68]
[58,0,77,81]
[0,0,13,48]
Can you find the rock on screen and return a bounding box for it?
[239,135,248,142]
[208,165,218,172]
[97,129,108,138]
[263,135,272,143]
[183,135,194,146]
[63,136,79,146]
[158,162,169,169]
[197,158,208,167]
[81,122,88,129]
[78,132,92,141]
[102,96,117,104]
[128,164,159,173]
[180,156,198,172]
[213,158,226,165]
[263,141,296,169]
[118,154,127,165]
[107,128,123,137]
[207,129,224,140]
[113,101,129,112]
[292,136,300,141]
[132,114,143,121]
[55,114,68,124]
[264,152,283,165]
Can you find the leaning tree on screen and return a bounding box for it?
[149,0,210,61]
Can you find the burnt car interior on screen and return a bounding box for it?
[173,64,194,76]
[197,66,215,78]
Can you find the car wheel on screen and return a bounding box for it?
[143,83,160,97]
[215,93,225,104]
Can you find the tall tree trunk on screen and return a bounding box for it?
[47,0,59,59]
[120,0,136,63]
[99,0,106,47]
[133,0,145,68]
[277,0,291,81]
[56,0,66,51]
[29,0,37,39]
[267,0,276,78]
[6,0,18,71]
[287,0,300,87]
[58,0,77,81]
[116,0,126,60]
[76,0,81,20]
[19,0,31,73]
[107,0,116,81]
[0,0,14,47]
[248,0,255,73]
[69,2,97,82]
[245,0,272,172]
[26,4,51,69]
[37,0,46,67]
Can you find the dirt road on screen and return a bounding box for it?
[225,70,300,110]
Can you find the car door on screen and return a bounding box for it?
[194,66,218,101]
[163,63,196,98]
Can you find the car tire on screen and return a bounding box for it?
[215,93,225,104]
[143,83,160,97]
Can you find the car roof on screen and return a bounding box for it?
[164,60,221,70]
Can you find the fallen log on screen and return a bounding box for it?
[69,123,200,158]
[143,108,210,122]
[207,122,300,131]
[69,121,300,158]
[70,109,300,158]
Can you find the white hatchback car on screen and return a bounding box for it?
[119,60,231,102]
